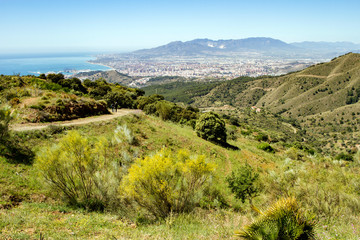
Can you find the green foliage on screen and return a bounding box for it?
[195,112,227,143]
[123,148,216,218]
[143,81,221,104]
[254,132,269,142]
[257,142,275,153]
[335,152,354,161]
[226,163,260,205]
[46,73,65,84]
[229,116,240,126]
[0,105,13,140]
[89,79,112,98]
[138,95,199,125]
[136,94,164,110]
[236,197,316,240]
[35,131,124,210]
[57,78,88,94]
[105,91,135,109]
[0,105,34,164]
[345,87,360,104]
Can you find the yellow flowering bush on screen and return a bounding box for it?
[35,131,123,210]
[122,148,216,218]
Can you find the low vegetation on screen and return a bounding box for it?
[123,148,215,219]
[236,197,316,239]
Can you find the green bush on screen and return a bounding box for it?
[229,116,240,126]
[105,91,135,109]
[30,104,46,110]
[0,105,34,164]
[257,142,275,153]
[227,126,238,141]
[0,105,13,141]
[286,147,304,161]
[335,152,354,161]
[35,131,124,210]
[136,94,164,110]
[226,163,260,205]
[254,132,269,142]
[122,148,216,218]
[236,197,316,239]
[195,112,227,144]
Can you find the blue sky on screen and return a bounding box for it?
[1,0,359,53]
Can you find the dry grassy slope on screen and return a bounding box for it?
[193,77,270,107]
[257,53,360,119]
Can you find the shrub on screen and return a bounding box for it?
[257,142,275,153]
[286,147,304,161]
[254,132,269,142]
[155,100,174,121]
[113,124,136,145]
[136,94,164,110]
[9,97,20,106]
[105,91,134,109]
[0,105,13,140]
[30,104,46,110]
[227,126,238,141]
[195,112,227,144]
[19,89,31,97]
[3,89,18,100]
[35,131,124,210]
[226,163,260,205]
[335,152,354,161]
[122,148,216,218]
[229,116,240,126]
[0,105,34,164]
[236,197,316,239]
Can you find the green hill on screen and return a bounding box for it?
[74,70,134,85]
[143,80,222,104]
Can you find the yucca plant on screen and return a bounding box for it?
[236,197,316,240]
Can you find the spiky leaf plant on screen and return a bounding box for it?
[236,197,316,240]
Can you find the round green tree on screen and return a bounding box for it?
[195,112,227,143]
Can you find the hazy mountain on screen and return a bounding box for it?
[130,37,300,57]
[95,38,360,61]
[291,41,360,53]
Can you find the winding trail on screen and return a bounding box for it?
[10,109,142,132]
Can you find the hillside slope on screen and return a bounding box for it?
[145,53,360,154]
[74,70,134,85]
[257,53,360,116]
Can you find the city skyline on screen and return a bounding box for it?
[1,0,360,54]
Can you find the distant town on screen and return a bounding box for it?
[92,57,315,80]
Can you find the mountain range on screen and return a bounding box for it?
[107,37,360,59]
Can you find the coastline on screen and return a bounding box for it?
[86,59,115,71]
[0,54,114,76]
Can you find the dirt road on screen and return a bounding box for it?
[10,109,142,132]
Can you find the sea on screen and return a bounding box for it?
[0,53,111,76]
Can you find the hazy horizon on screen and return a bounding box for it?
[1,37,360,56]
